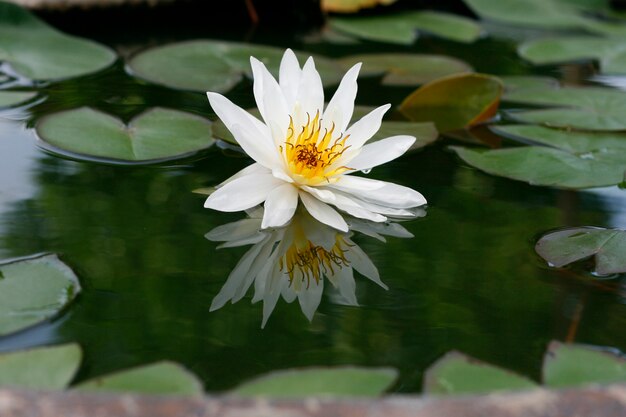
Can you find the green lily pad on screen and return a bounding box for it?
[76,361,203,396]
[339,53,473,86]
[0,1,116,80]
[535,227,626,275]
[232,366,397,398]
[127,40,343,93]
[330,11,482,45]
[400,73,503,132]
[0,254,81,336]
[424,351,538,395]
[518,37,626,74]
[36,107,215,164]
[0,91,36,107]
[498,75,560,93]
[543,341,626,387]
[450,124,626,188]
[504,86,626,131]
[0,344,81,390]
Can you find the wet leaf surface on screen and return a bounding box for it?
[0,91,36,107]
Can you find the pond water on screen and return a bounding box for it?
[1,3,626,393]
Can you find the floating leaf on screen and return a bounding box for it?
[76,361,203,396]
[321,0,397,13]
[424,351,538,395]
[535,227,626,275]
[0,1,116,80]
[232,366,397,398]
[0,91,36,107]
[450,124,626,188]
[36,107,215,164]
[127,40,342,93]
[400,73,503,132]
[518,37,626,75]
[339,53,472,86]
[504,86,626,131]
[0,344,81,390]
[330,11,482,45]
[498,75,560,93]
[0,254,81,336]
[543,341,626,387]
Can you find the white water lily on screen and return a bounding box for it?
[206,209,412,327]
[204,49,426,232]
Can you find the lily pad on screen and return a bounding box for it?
[339,53,473,86]
[127,40,343,93]
[330,11,482,45]
[0,344,81,390]
[543,341,626,387]
[518,37,626,75]
[424,351,538,395]
[498,75,560,93]
[0,1,116,80]
[76,361,203,396]
[0,91,36,107]
[400,73,503,132]
[0,254,81,336]
[535,227,626,275]
[232,366,397,398]
[504,86,626,131]
[36,107,215,164]
[450,124,626,188]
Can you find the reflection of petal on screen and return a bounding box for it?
[346,242,388,290]
[299,279,324,322]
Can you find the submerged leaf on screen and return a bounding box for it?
[232,366,397,398]
[400,73,503,132]
[0,91,36,107]
[0,344,81,390]
[339,53,472,86]
[424,351,538,395]
[543,341,626,387]
[0,254,81,336]
[76,361,203,395]
[36,107,215,164]
[0,1,116,80]
[535,227,626,275]
[330,11,482,44]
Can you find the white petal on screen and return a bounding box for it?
[279,49,302,109]
[207,93,277,167]
[272,167,294,183]
[345,242,387,290]
[298,279,324,322]
[343,104,391,151]
[218,163,270,188]
[204,173,281,212]
[302,186,387,223]
[348,135,415,171]
[250,57,290,144]
[299,191,348,232]
[261,183,298,229]
[295,57,324,120]
[323,63,361,134]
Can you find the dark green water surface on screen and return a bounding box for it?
[0,11,625,393]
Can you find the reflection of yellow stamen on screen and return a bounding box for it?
[281,111,353,186]
[279,234,351,288]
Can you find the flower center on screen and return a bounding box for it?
[280,235,351,288]
[280,111,352,186]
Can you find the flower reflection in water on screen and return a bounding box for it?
[206,208,420,327]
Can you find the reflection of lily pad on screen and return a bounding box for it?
[0,254,81,336]
[536,227,626,275]
[544,341,626,387]
[339,53,472,86]
[0,91,36,107]
[76,361,204,396]
[36,107,215,164]
[424,351,538,395]
[0,2,116,80]
[127,40,343,93]
[0,344,82,390]
[232,367,397,398]
[451,125,626,189]
[330,11,482,44]
[519,37,626,74]
[504,86,626,131]
[400,73,503,132]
